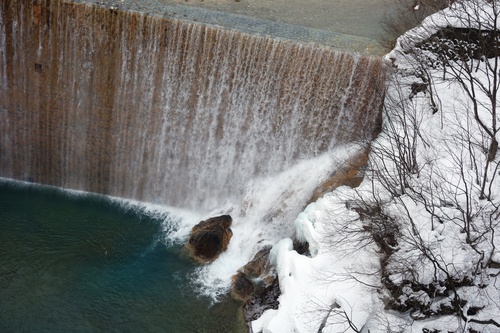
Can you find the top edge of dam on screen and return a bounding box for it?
[66,0,387,56]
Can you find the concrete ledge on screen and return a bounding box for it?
[68,0,383,54]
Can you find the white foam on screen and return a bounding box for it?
[180,144,366,300]
[2,141,365,303]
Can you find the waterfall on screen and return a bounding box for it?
[0,0,385,211]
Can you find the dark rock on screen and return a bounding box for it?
[410,82,428,99]
[243,277,281,323]
[489,260,500,269]
[241,246,272,278]
[293,239,309,255]
[231,272,255,302]
[416,27,500,65]
[230,248,281,331]
[185,215,233,263]
[466,306,484,316]
[230,246,273,303]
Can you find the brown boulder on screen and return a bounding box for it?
[230,246,275,303]
[241,246,272,278]
[231,272,255,302]
[185,215,233,263]
[243,277,281,324]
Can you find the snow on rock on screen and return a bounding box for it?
[388,0,500,55]
[294,205,320,257]
[253,190,381,333]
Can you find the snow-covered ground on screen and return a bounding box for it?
[253,1,500,332]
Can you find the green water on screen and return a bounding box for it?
[0,180,246,333]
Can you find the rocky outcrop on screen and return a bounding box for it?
[229,245,281,332]
[241,246,274,280]
[308,148,371,204]
[243,278,281,327]
[231,246,274,302]
[185,215,233,263]
[234,238,319,331]
[231,272,255,302]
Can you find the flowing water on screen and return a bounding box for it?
[0,179,246,332]
[0,0,385,211]
[0,0,386,330]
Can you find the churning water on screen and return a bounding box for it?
[0,179,246,332]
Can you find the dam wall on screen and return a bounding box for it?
[0,0,385,210]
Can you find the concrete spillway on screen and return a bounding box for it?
[0,0,385,210]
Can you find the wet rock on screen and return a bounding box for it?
[185,215,233,263]
[409,82,428,99]
[243,277,281,323]
[293,239,309,255]
[231,246,274,303]
[241,246,272,278]
[231,272,255,302]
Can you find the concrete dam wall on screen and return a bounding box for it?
[0,0,385,210]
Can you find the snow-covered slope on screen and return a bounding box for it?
[254,1,500,332]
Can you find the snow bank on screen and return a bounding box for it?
[254,1,500,332]
[253,188,381,332]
